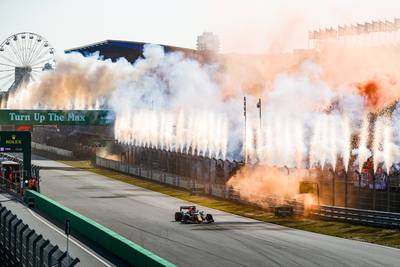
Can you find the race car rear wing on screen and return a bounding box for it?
[180,205,196,211]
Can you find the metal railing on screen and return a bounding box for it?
[0,204,79,266]
[0,173,22,198]
[0,153,40,180]
[310,205,400,228]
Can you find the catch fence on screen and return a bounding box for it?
[310,167,400,213]
[97,145,400,214]
[96,146,306,214]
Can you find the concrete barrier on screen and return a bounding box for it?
[31,142,73,158]
[25,190,175,267]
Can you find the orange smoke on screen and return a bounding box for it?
[317,44,400,111]
[219,43,400,112]
[354,76,399,111]
[355,80,380,109]
[227,165,316,209]
[96,147,120,161]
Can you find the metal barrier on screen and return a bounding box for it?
[0,153,40,194]
[0,204,79,266]
[0,153,41,181]
[310,205,400,228]
[0,172,23,199]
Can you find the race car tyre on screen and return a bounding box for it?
[182,214,190,224]
[206,214,214,222]
[175,212,183,222]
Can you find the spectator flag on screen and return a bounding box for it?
[350,24,358,35]
[365,22,373,33]
[372,21,380,32]
[395,18,400,30]
[325,27,337,38]
[338,25,346,36]
[379,21,385,32]
[357,23,366,34]
[385,20,395,31]
[315,29,323,40]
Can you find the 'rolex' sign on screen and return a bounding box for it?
[0,109,115,125]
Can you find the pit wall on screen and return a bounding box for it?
[25,190,176,267]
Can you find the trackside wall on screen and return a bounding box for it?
[25,190,176,267]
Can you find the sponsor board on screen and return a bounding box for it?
[0,109,115,125]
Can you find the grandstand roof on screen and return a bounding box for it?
[65,40,197,63]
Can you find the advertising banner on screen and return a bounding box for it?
[0,109,115,125]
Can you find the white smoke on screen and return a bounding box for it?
[5,44,400,172]
[5,51,133,109]
[246,61,365,170]
[109,44,237,159]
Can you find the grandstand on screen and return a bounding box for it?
[65,39,197,63]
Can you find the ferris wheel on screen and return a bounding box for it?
[0,32,55,92]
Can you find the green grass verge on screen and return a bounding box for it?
[60,160,400,249]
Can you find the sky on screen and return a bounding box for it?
[1,0,400,54]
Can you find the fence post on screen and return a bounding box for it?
[344,171,348,208]
[150,149,153,179]
[387,174,391,212]
[330,169,335,206]
[209,159,212,195]
[126,147,130,173]
[175,153,178,183]
[135,147,142,176]
[372,171,376,210]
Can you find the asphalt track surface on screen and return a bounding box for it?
[0,192,113,267]
[33,155,400,267]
